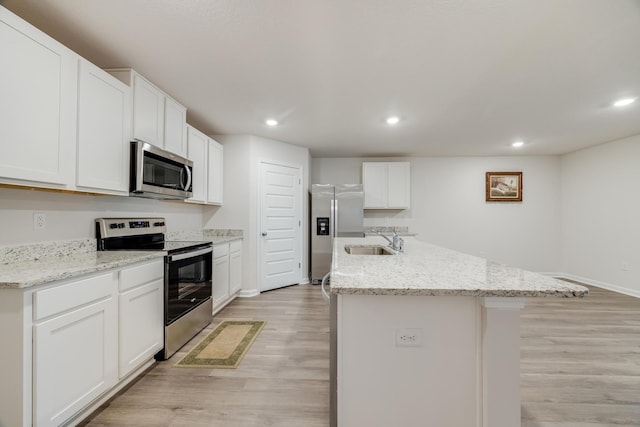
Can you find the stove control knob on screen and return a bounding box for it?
[118,223,125,229]
[109,223,118,229]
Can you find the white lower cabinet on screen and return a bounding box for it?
[229,240,242,295]
[118,260,164,379]
[212,243,230,309]
[33,272,118,427]
[212,240,242,314]
[0,258,164,427]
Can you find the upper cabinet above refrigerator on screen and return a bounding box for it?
[362,162,411,209]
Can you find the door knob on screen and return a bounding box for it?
[261,232,268,236]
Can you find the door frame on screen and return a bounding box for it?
[257,159,305,293]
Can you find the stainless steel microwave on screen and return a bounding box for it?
[130,140,193,200]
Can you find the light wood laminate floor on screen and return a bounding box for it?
[81,283,640,426]
[521,283,640,426]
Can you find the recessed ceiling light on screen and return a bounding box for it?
[386,116,400,125]
[512,141,525,148]
[265,119,278,126]
[613,97,637,107]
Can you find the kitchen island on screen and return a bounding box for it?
[330,236,587,427]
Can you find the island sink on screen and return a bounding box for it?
[344,244,394,255]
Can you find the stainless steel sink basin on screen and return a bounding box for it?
[344,245,394,255]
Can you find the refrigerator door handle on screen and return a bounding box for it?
[333,199,339,237]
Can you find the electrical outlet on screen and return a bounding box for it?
[33,213,46,230]
[395,328,423,347]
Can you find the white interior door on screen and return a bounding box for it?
[260,162,301,292]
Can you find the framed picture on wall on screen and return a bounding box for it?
[485,172,522,202]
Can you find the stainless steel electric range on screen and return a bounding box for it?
[96,217,212,359]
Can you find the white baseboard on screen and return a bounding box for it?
[544,272,640,299]
[239,289,259,298]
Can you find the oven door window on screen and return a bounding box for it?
[166,251,212,324]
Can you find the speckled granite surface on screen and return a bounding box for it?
[166,229,243,245]
[0,250,165,289]
[0,239,97,265]
[0,229,242,289]
[331,236,588,298]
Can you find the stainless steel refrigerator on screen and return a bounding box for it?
[310,184,364,284]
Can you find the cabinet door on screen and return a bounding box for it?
[207,139,224,205]
[187,126,208,203]
[119,278,164,378]
[362,163,388,208]
[0,9,77,187]
[164,97,187,156]
[132,74,164,146]
[77,59,131,194]
[33,296,117,427]
[229,243,242,295]
[212,246,230,310]
[387,162,411,209]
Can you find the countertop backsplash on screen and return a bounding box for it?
[364,226,415,236]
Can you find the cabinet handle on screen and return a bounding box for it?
[261,232,268,236]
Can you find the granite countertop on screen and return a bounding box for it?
[0,229,243,290]
[331,236,588,298]
[0,250,165,289]
[166,229,243,245]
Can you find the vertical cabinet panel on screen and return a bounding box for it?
[207,140,224,205]
[132,74,164,147]
[386,163,411,209]
[118,278,163,378]
[0,10,77,187]
[164,97,187,157]
[362,163,388,208]
[33,282,117,427]
[213,246,230,309]
[229,242,242,295]
[187,126,208,203]
[77,59,131,194]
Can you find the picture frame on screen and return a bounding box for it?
[485,172,522,202]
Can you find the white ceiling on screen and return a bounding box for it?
[3,0,640,157]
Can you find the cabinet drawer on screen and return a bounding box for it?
[214,243,229,258]
[33,272,115,321]
[229,240,242,253]
[119,260,164,292]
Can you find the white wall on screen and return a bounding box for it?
[0,187,203,246]
[560,134,640,296]
[206,135,311,295]
[312,156,561,272]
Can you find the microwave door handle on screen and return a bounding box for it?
[182,166,192,191]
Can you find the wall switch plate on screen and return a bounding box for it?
[33,213,46,230]
[395,328,423,347]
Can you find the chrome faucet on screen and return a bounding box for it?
[375,228,404,252]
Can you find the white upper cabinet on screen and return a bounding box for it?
[132,74,164,147]
[186,125,224,206]
[76,59,131,194]
[0,7,78,189]
[207,139,224,205]
[187,125,208,203]
[108,68,187,157]
[362,162,411,209]
[164,97,188,157]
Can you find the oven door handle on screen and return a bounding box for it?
[169,247,212,262]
